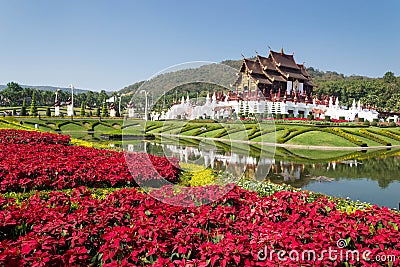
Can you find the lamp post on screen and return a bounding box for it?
[69,84,74,108]
[140,90,149,121]
[117,93,122,116]
[68,84,74,117]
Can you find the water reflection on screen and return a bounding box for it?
[123,140,400,208]
[125,141,275,181]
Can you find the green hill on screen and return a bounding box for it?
[117,60,400,112]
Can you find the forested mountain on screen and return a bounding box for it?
[2,60,398,112]
[117,59,400,112]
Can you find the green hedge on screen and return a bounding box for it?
[368,129,400,141]
[177,124,204,134]
[350,129,391,146]
[191,124,224,136]
[277,127,315,143]
[322,128,367,147]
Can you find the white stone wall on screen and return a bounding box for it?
[159,97,379,122]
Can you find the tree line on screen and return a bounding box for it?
[312,71,400,111]
[0,82,110,109]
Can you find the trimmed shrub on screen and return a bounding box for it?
[357,129,391,146]
[322,128,367,147]
[367,129,400,141]
[324,115,331,121]
[277,127,315,143]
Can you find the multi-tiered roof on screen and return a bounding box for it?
[236,50,314,86]
[232,49,315,102]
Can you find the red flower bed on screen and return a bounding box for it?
[331,119,349,123]
[0,130,180,192]
[0,186,399,266]
[0,129,70,145]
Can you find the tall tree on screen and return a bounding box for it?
[20,99,27,116]
[6,82,23,92]
[383,71,396,83]
[29,92,38,116]
[101,99,108,117]
[80,102,85,116]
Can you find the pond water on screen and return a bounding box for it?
[121,139,400,209]
[68,130,400,209]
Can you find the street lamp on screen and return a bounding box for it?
[117,93,122,116]
[140,90,150,121]
[69,84,74,108]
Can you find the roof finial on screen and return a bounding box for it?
[280,47,284,54]
[267,45,271,51]
[255,50,258,55]
[241,53,245,59]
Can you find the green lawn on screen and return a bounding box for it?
[1,118,400,148]
[285,131,357,147]
[146,121,400,148]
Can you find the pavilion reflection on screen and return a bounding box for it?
[123,141,400,189]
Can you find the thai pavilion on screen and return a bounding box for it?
[233,49,314,105]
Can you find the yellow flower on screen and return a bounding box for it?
[69,138,112,150]
[180,163,216,186]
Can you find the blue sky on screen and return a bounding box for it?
[1,0,399,91]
